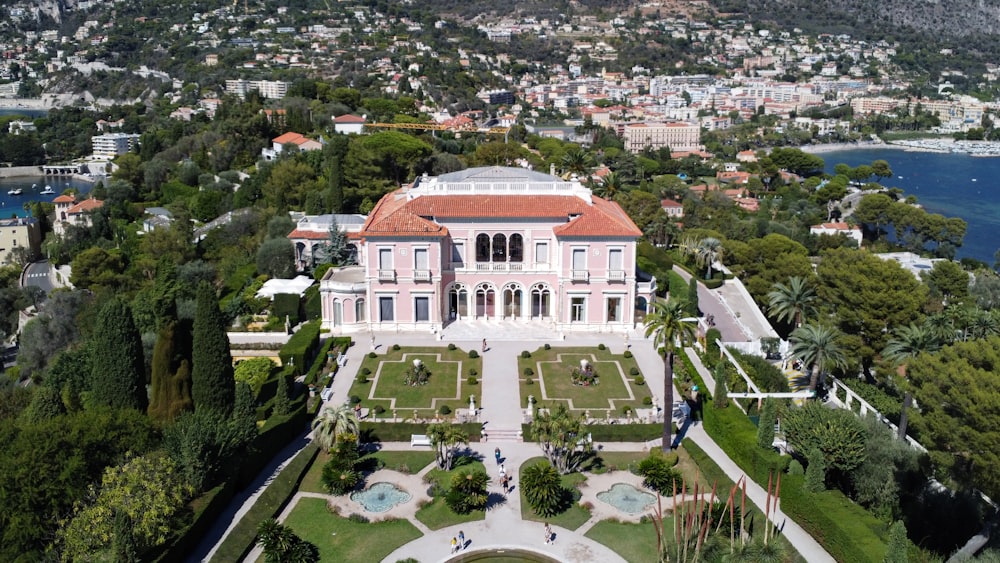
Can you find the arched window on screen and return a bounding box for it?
[356,299,366,322]
[508,234,523,262]
[492,234,507,262]
[476,234,490,262]
[530,283,551,318]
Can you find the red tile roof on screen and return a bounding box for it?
[53,194,75,204]
[273,132,305,144]
[67,198,103,214]
[661,199,683,208]
[360,191,641,238]
[334,114,366,123]
[286,229,330,240]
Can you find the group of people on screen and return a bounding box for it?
[495,448,513,494]
[450,530,466,554]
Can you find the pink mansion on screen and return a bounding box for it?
[318,166,656,333]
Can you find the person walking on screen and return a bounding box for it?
[501,474,509,494]
[482,338,487,353]
[543,523,552,545]
[458,530,465,550]
[451,536,458,554]
[499,463,505,477]
[494,447,501,465]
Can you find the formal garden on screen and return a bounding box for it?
[346,344,484,422]
[516,345,655,417]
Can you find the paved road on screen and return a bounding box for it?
[22,260,54,295]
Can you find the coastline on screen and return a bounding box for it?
[801,138,1000,156]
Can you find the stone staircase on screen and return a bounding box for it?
[484,427,524,443]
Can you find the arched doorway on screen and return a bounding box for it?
[530,283,551,319]
[448,283,469,320]
[333,299,343,326]
[475,283,496,319]
[502,282,523,319]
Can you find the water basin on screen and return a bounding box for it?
[596,482,655,514]
[350,482,411,513]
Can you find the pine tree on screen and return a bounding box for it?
[191,283,235,416]
[90,298,148,411]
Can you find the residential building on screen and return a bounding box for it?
[319,166,655,333]
[225,79,290,100]
[261,132,323,161]
[287,213,368,271]
[0,217,41,266]
[53,195,104,235]
[621,122,701,154]
[332,114,366,135]
[91,133,140,157]
[661,199,684,218]
[809,222,862,245]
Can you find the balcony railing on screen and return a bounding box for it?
[607,270,626,282]
[378,269,396,282]
[571,270,590,282]
[474,262,525,272]
[413,269,432,281]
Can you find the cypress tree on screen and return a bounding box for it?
[191,283,235,416]
[757,398,778,450]
[90,298,148,411]
[273,374,291,417]
[686,277,700,318]
[148,319,194,424]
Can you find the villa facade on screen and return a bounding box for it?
[319,166,656,333]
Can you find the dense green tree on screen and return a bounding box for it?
[784,402,867,474]
[907,336,1000,500]
[70,246,128,291]
[521,460,569,517]
[617,189,665,234]
[257,238,295,279]
[884,521,909,563]
[234,357,274,396]
[57,453,193,561]
[90,298,148,411]
[727,234,815,304]
[882,323,941,367]
[163,404,255,492]
[768,147,825,176]
[257,518,320,563]
[191,283,235,416]
[644,300,698,450]
[923,260,970,305]
[0,408,156,560]
[817,247,927,371]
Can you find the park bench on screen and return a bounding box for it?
[410,434,432,447]
[336,353,348,367]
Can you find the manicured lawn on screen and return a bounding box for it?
[517,347,651,413]
[283,497,422,562]
[299,450,437,494]
[518,457,592,531]
[415,457,489,530]
[585,520,661,562]
[349,346,483,418]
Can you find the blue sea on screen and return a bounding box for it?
[820,147,1000,263]
[0,176,94,218]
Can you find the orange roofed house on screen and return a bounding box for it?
[261,132,323,161]
[53,195,104,236]
[318,166,657,333]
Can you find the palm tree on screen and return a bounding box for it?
[311,404,359,451]
[561,147,593,177]
[644,300,698,451]
[695,237,723,280]
[789,323,848,393]
[428,422,468,470]
[592,171,624,200]
[883,323,941,367]
[767,276,818,328]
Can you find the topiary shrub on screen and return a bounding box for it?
[357,373,369,384]
[521,350,531,358]
[623,350,633,358]
[526,378,534,385]
[642,396,653,406]
[629,367,640,376]
[467,376,478,385]
[392,344,401,351]
[468,350,479,359]
[447,343,457,351]
[524,367,534,376]
[438,405,452,416]
[373,405,386,415]
[368,352,377,359]
[621,405,632,416]
[350,395,361,405]
[544,343,551,350]
[468,368,477,376]
[635,375,645,386]
[598,343,606,350]
[360,367,371,376]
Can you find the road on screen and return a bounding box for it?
[22,260,54,295]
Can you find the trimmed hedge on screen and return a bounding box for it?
[303,336,350,386]
[279,320,321,373]
[359,422,483,443]
[272,293,301,324]
[667,271,689,303]
[684,350,887,562]
[702,278,724,289]
[303,285,321,320]
[520,423,665,443]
